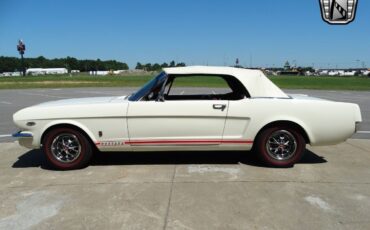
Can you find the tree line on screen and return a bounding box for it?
[135,61,186,71]
[0,56,129,73]
[0,56,187,73]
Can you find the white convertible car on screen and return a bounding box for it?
[13,66,362,169]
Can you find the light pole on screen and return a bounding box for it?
[17,40,26,76]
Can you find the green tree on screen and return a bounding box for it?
[144,63,152,71]
[152,63,161,71]
[66,56,79,71]
[135,62,143,70]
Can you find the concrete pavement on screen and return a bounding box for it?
[0,139,369,229]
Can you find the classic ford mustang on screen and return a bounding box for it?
[13,66,362,169]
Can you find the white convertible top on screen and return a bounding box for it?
[163,66,288,98]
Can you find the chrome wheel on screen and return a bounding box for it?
[51,133,81,163]
[265,130,297,161]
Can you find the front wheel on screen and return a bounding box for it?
[256,127,305,167]
[43,128,93,170]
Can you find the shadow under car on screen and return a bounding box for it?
[12,149,327,170]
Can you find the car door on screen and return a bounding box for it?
[127,75,233,145]
[127,100,228,146]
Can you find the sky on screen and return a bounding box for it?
[0,0,369,69]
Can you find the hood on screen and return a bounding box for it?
[13,96,129,123]
[34,96,128,108]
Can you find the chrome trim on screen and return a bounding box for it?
[355,122,361,133]
[51,133,81,163]
[12,131,33,138]
[250,96,292,99]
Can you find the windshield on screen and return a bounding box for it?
[128,72,167,101]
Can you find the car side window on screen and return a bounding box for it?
[163,75,248,101]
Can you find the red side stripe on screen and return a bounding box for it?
[221,140,253,144]
[125,139,253,145]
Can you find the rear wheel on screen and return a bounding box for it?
[256,126,305,167]
[43,128,93,170]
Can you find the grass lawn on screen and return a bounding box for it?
[269,76,370,91]
[0,75,154,89]
[0,74,369,91]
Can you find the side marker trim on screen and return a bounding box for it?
[95,139,253,146]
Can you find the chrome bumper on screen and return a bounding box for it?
[12,131,34,149]
[12,131,33,138]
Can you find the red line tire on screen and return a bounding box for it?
[256,126,306,167]
[43,127,93,170]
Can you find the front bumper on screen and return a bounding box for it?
[12,131,33,138]
[355,122,362,133]
[12,131,34,149]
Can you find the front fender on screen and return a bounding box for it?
[36,120,98,147]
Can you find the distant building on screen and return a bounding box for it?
[284,61,291,70]
[305,71,315,76]
[278,61,300,76]
[342,71,357,76]
[0,72,22,77]
[26,68,68,75]
[89,69,148,76]
[317,69,362,76]
[95,71,110,76]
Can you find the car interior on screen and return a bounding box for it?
[144,74,250,101]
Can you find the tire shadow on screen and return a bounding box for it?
[12,149,326,169]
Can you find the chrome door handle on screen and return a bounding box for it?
[213,104,227,111]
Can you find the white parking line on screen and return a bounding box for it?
[0,101,12,105]
[0,134,12,138]
[357,131,370,134]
